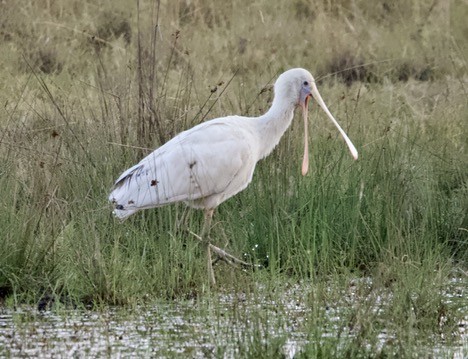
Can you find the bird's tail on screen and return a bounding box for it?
[112,206,138,220]
[109,163,146,220]
[109,191,139,220]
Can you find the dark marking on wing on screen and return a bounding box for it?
[128,200,135,205]
[189,161,197,169]
[150,179,159,186]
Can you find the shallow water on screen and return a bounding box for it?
[0,280,466,358]
[0,292,308,357]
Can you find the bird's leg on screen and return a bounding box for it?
[187,209,260,283]
[201,208,216,286]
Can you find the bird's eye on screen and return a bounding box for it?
[303,81,309,86]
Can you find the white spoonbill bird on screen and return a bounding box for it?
[109,68,358,285]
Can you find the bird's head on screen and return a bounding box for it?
[274,68,314,108]
[275,68,358,175]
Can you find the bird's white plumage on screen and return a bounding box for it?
[109,68,357,220]
[109,116,261,219]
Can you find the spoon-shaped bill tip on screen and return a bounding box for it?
[302,155,309,176]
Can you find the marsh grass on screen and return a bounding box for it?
[0,0,467,356]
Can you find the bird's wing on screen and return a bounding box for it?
[109,118,257,216]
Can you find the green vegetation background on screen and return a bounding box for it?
[0,0,466,318]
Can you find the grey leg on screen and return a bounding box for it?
[201,209,216,286]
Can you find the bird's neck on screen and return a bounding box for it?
[256,98,296,159]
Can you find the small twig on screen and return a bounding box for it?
[199,68,240,123]
[107,141,153,151]
[35,21,126,51]
[316,58,397,82]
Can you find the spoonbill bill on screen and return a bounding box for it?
[109,68,358,285]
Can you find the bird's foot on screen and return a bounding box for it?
[188,230,259,270]
[208,243,253,269]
